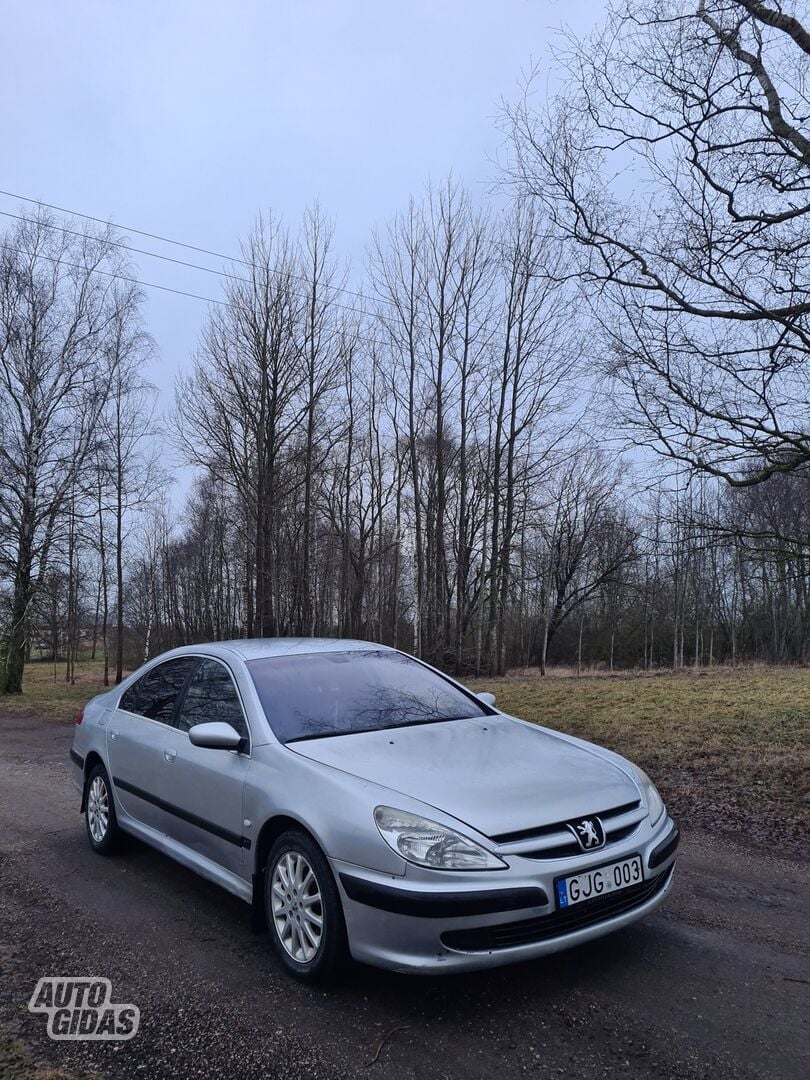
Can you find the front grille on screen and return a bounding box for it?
[491,801,641,845]
[441,866,673,952]
[491,800,643,860]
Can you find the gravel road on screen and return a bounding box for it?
[0,711,807,1080]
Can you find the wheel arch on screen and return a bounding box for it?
[251,814,321,932]
[80,751,105,813]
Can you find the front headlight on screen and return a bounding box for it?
[373,806,507,871]
[633,767,665,826]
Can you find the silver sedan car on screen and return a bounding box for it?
[70,639,678,981]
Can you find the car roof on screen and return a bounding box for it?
[165,638,394,662]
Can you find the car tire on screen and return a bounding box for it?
[265,829,348,983]
[84,762,122,855]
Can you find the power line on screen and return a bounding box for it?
[0,207,230,281]
[0,187,394,311]
[0,206,378,323]
[0,206,234,280]
[2,242,229,307]
[1,241,400,355]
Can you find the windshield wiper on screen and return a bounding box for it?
[375,716,470,733]
[286,724,387,743]
[286,715,474,744]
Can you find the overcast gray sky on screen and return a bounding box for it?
[2,0,601,433]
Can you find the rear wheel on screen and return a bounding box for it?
[84,763,121,854]
[265,829,348,982]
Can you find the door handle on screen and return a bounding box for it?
[110,729,120,740]
[164,748,177,763]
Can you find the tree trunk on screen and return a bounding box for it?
[1,492,35,695]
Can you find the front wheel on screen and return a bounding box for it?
[265,829,348,982]
[84,763,122,854]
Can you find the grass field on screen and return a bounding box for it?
[2,658,807,851]
[0,659,121,721]
[469,666,810,850]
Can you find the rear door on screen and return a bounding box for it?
[160,658,251,878]
[107,656,200,834]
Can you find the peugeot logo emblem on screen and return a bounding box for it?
[566,816,606,851]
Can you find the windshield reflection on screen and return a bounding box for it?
[247,650,486,743]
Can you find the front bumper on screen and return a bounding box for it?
[333,816,678,973]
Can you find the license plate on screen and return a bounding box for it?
[555,854,643,909]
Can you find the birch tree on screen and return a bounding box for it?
[0,212,141,694]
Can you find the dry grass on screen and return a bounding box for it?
[469,666,810,849]
[0,1027,90,1080]
[0,658,126,722]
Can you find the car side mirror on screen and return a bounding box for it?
[477,691,496,708]
[188,721,242,750]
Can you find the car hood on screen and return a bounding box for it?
[289,715,638,837]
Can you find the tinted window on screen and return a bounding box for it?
[247,650,486,743]
[175,658,249,742]
[119,657,199,724]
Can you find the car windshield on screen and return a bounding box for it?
[247,649,488,743]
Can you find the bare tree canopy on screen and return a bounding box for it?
[505,0,810,487]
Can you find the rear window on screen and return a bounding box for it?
[247,650,487,743]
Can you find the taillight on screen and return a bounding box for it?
[73,707,85,725]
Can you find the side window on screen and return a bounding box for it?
[119,679,143,716]
[175,659,249,744]
[119,657,199,725]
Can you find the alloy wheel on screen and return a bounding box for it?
[87,775,109,843]
[270,851,324,963]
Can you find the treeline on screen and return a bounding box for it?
[2,0,809,690]
[3,195,808,685]
[28,457,810,680]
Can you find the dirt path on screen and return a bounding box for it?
[0,711,807,1079]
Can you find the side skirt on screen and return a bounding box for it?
[116,814,253,905]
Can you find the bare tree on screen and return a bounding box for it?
[505,0,810,489]
[484,201,580,674]
[528,450,637,675]
[0,212,140,694]
[177,214,307,637]
[297,205,346,635]
[371,201,429,655]
[98,318,159,683]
